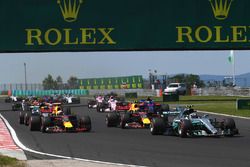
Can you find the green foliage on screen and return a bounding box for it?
[56,75,63,89]
[42,74,58,90]
[42,74,80,90]
[0,155,25,167]
[169,74,205,88]
[67,76,78,89]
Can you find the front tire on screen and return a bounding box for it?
[120,113,131,129]
[150,118,166,135]
[224,118,237,136]
[178,120,192,138]
[40,116,51,133]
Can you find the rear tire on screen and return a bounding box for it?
[5,98,11,103]
[19,111,25,124]
[64,107,71,115]
[96,106,101,112]
[24,112,31,126]
[12,104,16,111]
[161,104,170,111]
[106,113,120,127]
[29,115,41,131]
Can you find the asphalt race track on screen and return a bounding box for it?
[1,99,250,167]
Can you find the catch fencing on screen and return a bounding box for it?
[1,82,250,97]
[0,83,43,92]
[197,87,250,97]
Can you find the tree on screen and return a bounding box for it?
[56,76,63,89]
[170,74,205,89]
[67,76,78,89]
[42,74,57,90]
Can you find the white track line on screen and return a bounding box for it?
[198,110,250,120]
[0,114,146,167]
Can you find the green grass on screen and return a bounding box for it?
[0,155,25,167]
[193,102,250,117]
[129,95,250,117]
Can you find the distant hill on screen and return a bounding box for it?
[199,73,250,87]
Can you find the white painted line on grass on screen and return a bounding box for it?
[0,114,147,167]
[198,110,250,120]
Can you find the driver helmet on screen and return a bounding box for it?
[189,112,198,119]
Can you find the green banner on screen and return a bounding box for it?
[1,0,250,52]
[79,75,144,90]
[237,99,250,110]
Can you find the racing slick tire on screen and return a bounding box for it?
[12,104,17,111]
[5,98,11,103]
[178,119,192,138]
[224,118,238,136]
[161,104,170,112]
[224,118,236,129]
[24,112,31,126]
[79,116,91,132]
[19,111,25,124]
[29,115,41,131]
[40,116,51,133]
[88,103,92,108]
[106,113,120,127]
[120,113,131,129]
[64,107,72,115]
[96,106,102,112]
[73,98,80,104]
[150,117,166,135]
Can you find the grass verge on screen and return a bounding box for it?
[0,155,25,167]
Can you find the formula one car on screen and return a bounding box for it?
[12,102,22,111]
[88,95,102,109]
[19,102,54,126]
[23,105,40,126]
[150,106,239,137]
[97,100,111,112]
[96,95,115,112]
[138,99,164,113]
[105,103,171,129]
[19,102,91,133]
[38,114,91,133]
[63,95,81,104]
[105,112,149,128]
[5,96,23,103]
[88,99,97,108]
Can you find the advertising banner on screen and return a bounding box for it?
[0,0,248,52]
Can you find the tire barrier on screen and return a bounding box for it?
[11,89,89,96]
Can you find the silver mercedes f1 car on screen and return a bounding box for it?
[150,106,239,137]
